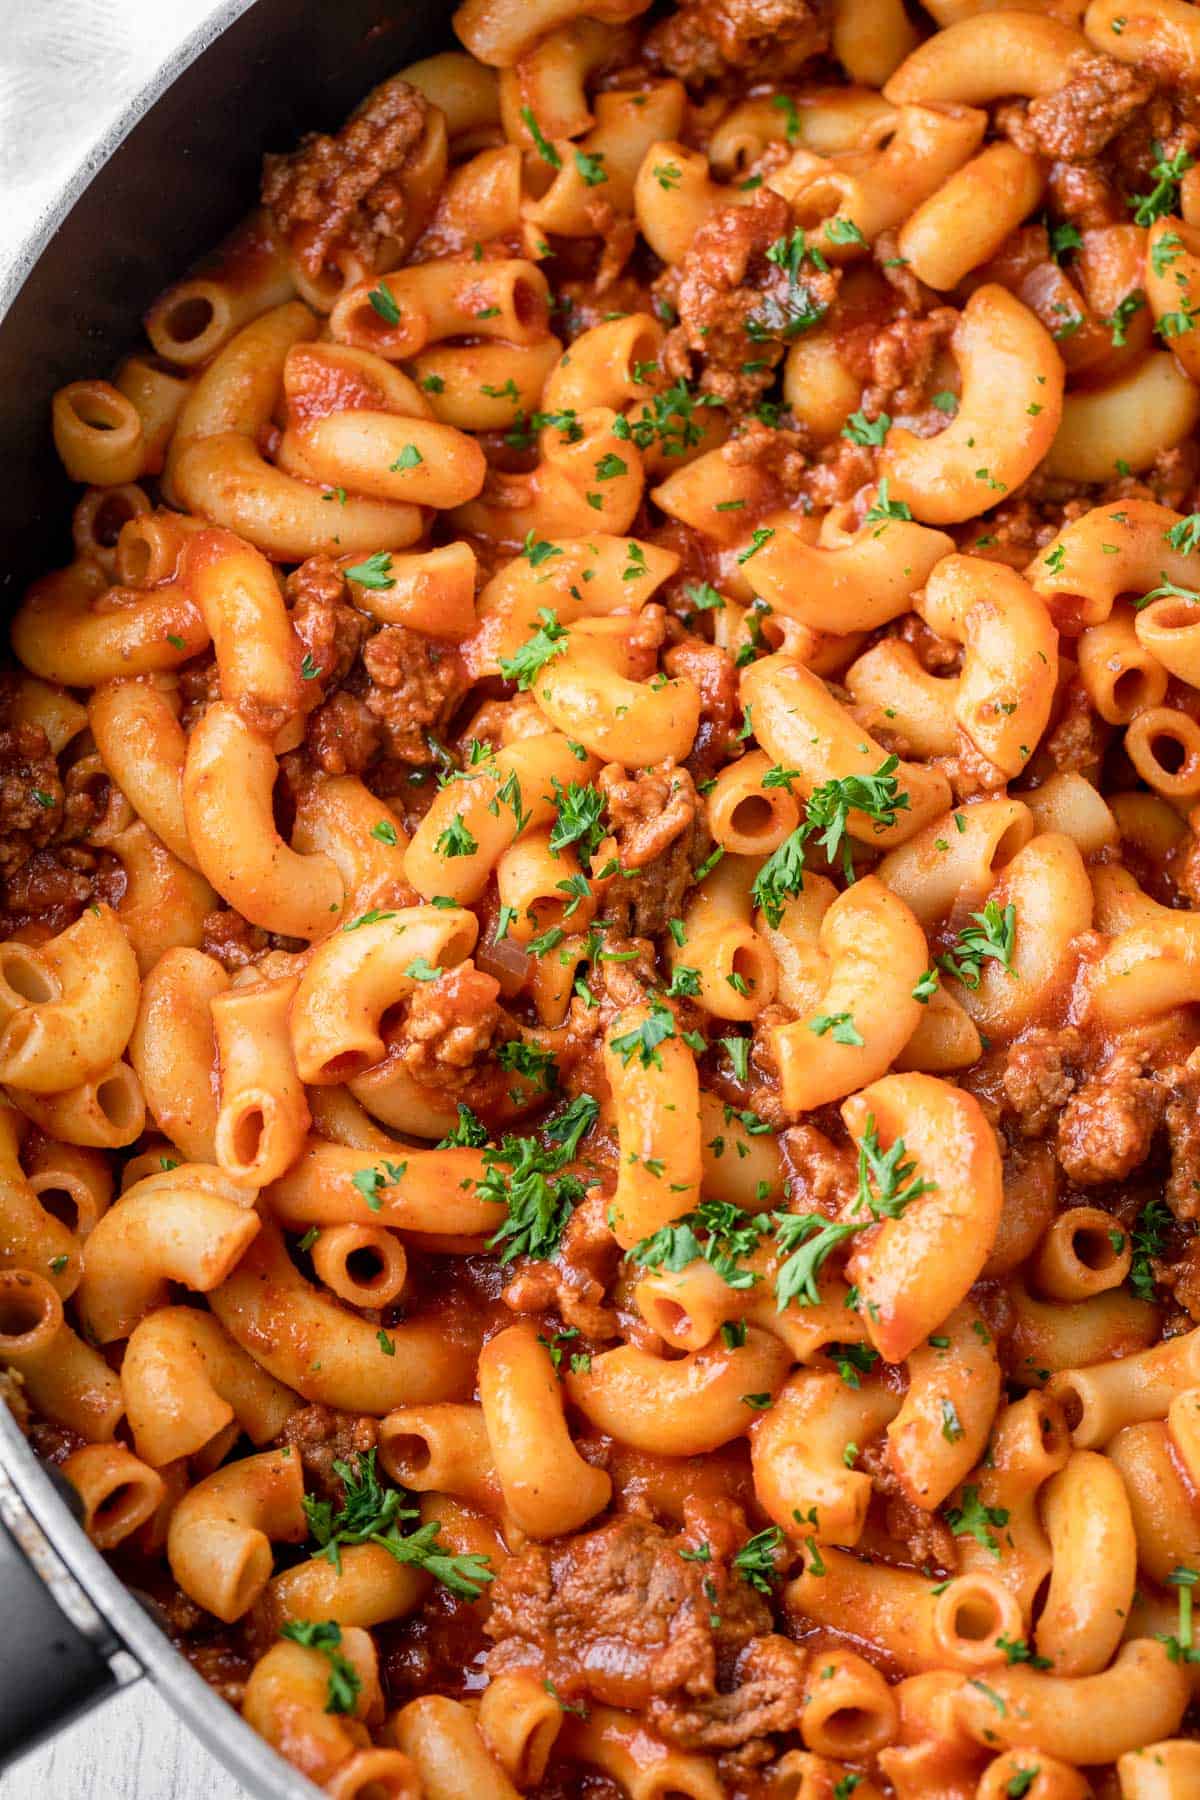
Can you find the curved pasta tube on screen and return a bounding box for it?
[523,84,687,239]
[673,854,776,1021]
[775,103,986,254]
[209,1222,479,1408]
[1046,1327,1200,1448]
[405,732,592,903]
[1117,1739,1200,1800]
[331,257,550,359]
[144,209,295,366]
[897,142,1045,291]
[0,1100,82,1295]
[128,947,226,1161]
[633,141,761,265]
[1086,0,1200,77]
[842,1073,1004,1363]
[167,1446,307,1623]
[0,1268,124,1441]
[749,511,953,633]
[478,1322,612,1536]
[60,1443,166,1550]
[886,1302,1002,1511]
[955,1639,1188,1763]
[7,1061,146,1151]
[168,302,422,557]
[1033,1449,1137,1674]
[895,984,982,1075]
[786,1545,1018,1675]
[178,526,305,727]
[875,798,1034,926]
[265,1542,427,1635]
[1146,217,1200,381]
[498,19,633,141]
[705,751,801,857]
[564,1330,790,1453]
[378,1403,503,1517]
[478,1670,563,1790]
[878,287,1064,525]
[884,10,1088,101]
[530,635,701,766]
[741,653,951,847]
[1031,499,1200,631]
[12,557,207,687]
[452,408,645,541]
[242,1629,399,1790]
[212,975,310,1185]
[89,678,196,868]
[1044,352,1200,483]
[108,822,216,975]
[391,1696,519,1800]
[0,904,139,1094]
[751,1368,901,1546]
[183,702,344,938]
[603,1001,701,1247]
[121,1305,298,1466]
[290,905,479,1084]
[1033,1204,1132,1300]
[465,533,678,679]
[290,776,412,923]
[265,1140,498,1238]
[765,877,928,1113]
[337,542,478,640]
[948,833,1093,1037]
[917,555,1058,776]
[76,1162,259,1343]
[558,1704,724,1800]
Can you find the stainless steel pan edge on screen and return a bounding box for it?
[0,0,448,1785]
[0,1402,318,1796]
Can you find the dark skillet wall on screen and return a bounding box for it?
[0,0,448,598]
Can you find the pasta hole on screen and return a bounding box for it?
[119,535,153,585]
[991,820,1027,871]
[93,492,139,548]
[93,1481,139,1527]
[947,1593,999,1642]
[163,295,215,345]
[730,944,763,993]
[97,1072,138,1130]
[0,1283,54,1340]
[69,391,123,432]
[730,794,774,838]
[1112,669,1152,716]
[1056,1383,1084,1432]
[1073,1224,1119,1270]
[346,1246,386,1287]
[319,1051,371,1082]
[1038,1408,1067,1456]
[512,275,546,329]
[231,1108,266,1168]
[1150,731,1187,775]
[652,1300,690,1339]
[0,953,55,1005]
[34,1184,80,1233]
[816,1706,875,1752]
[385,1433,431,1476]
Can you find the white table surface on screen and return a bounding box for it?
[1,2,248,1793]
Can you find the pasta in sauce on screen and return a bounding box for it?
[7,0,1200,1793]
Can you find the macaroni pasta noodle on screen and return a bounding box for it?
[9,2,1200,1792]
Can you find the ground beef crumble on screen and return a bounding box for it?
[261,76,433,277]
[662,191,838,408]
[390,961,508,1092]
[598,759,709,939]
[361,625,470,764]
[485,1508,774,1712]
[647,0,832,85]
